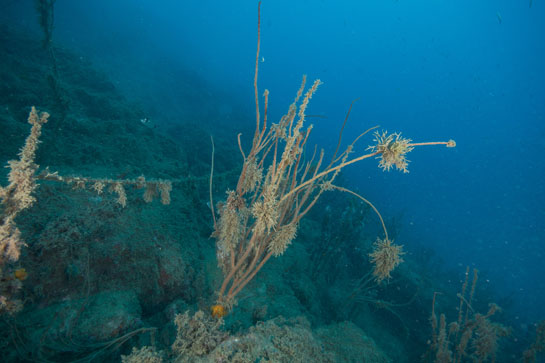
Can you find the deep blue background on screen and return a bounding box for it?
[3,0,544,324]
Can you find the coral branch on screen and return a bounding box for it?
[210,2,456,316]
[1,107,48,265]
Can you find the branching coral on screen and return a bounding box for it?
[38,171,172,207]
[1,107,49,264]
[210,2,455,315]
[426,268,510,363]
[0,107,48,314]
[523,320,545,363]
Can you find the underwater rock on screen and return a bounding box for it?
[73,289,143,341]
[208,316,333,362]
[15,289,143,345]
[317,321,391,363]
[204,316,390,362]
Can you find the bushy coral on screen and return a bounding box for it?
[171,310,226,361]
[369,130,414,173]
[426,269,510,363]
[121,346,164,363]
[210,316,335,362]
[523,320,545,362]
[39,171,173,208]
[205,316,390,362]
[1,107,49,265]
[1,107,48,314]
[369,238,405,283]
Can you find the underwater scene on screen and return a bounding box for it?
[1,0,544,362]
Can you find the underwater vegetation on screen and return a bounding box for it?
[1,1,544,362]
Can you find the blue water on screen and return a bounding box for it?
[3,0,544,353]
